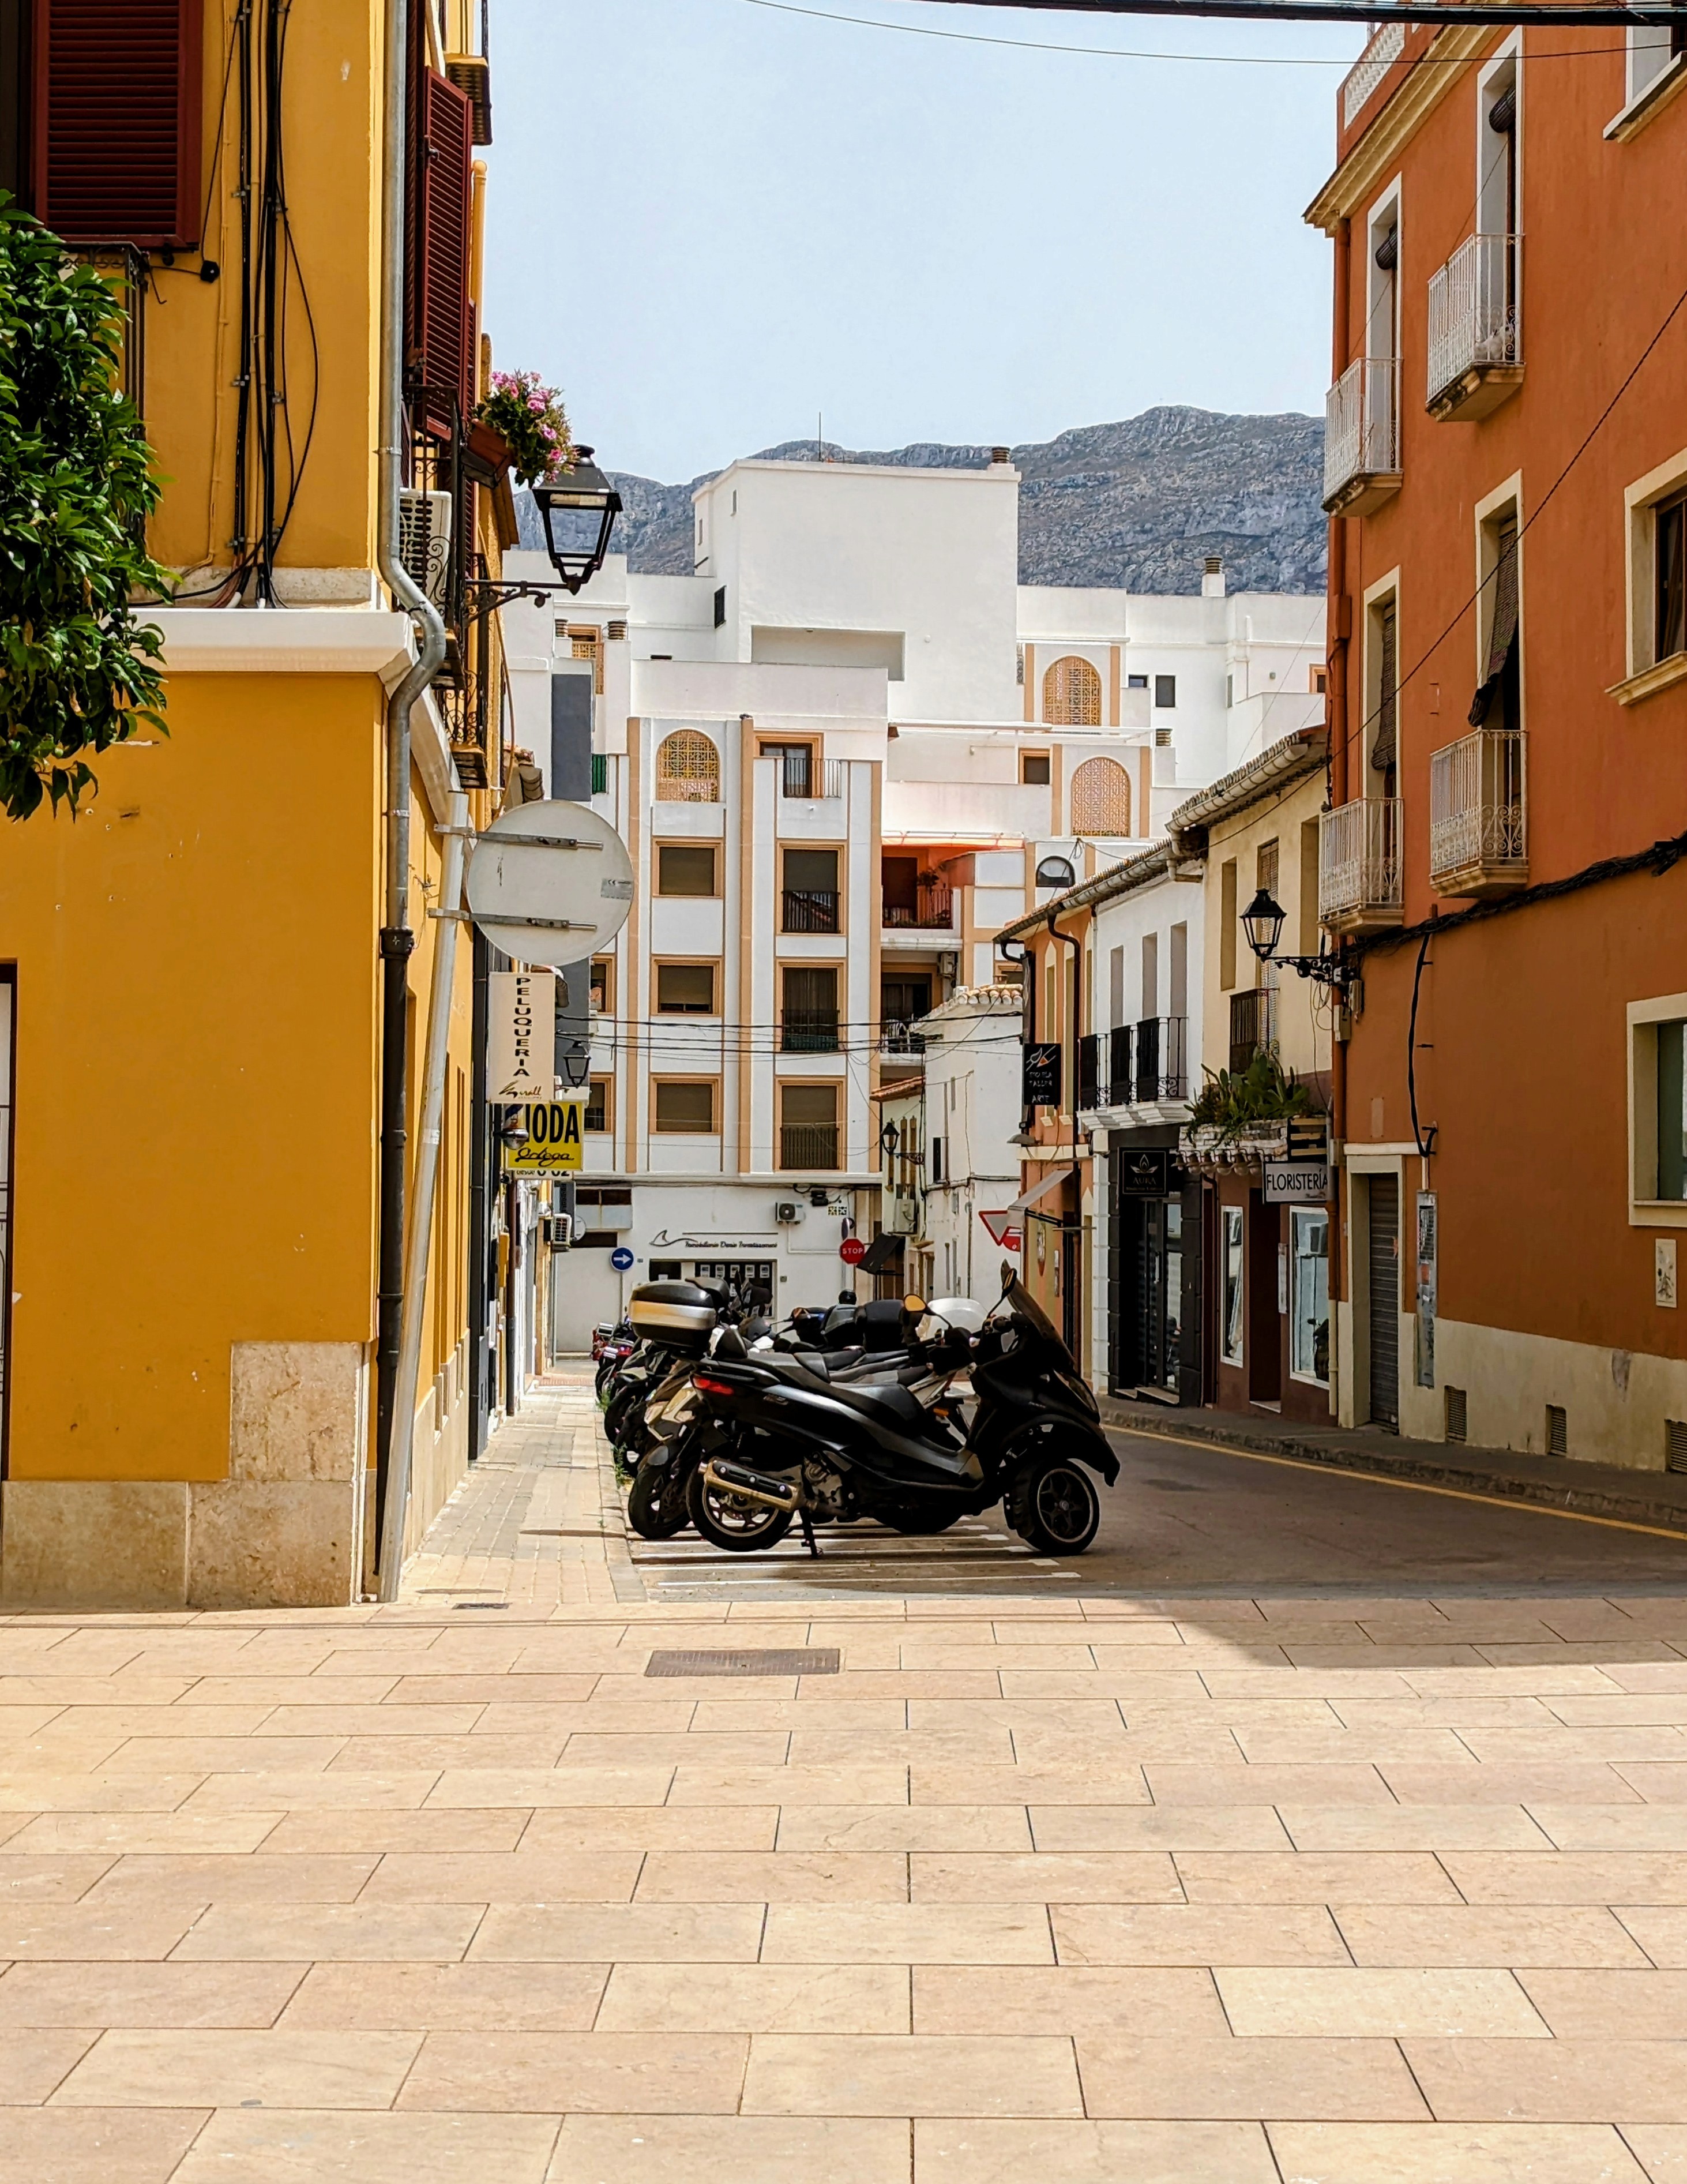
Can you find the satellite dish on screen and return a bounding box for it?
[465,801,634,966]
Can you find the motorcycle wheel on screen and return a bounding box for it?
[1008,1455,1102,1555]
[627,1459,693,1540]
[881,1506,964,1535]
[686,1466,795,1553]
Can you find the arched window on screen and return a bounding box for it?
[1069,756,1132,836]
[655,729,720,802]
[1042,655,1102,726]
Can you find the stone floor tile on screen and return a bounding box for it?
[1074,2034,1428,2120]
[0,1961,305,2027]
[327,1735,570,1773]
[911,2117,1279,2184]
[0,2029,98,2102]
[1,1813,283,1855]
[912,1964,1228,2036]
[1614,1765,1687,1802]
[53,2027,422,2107]
[185,1770,437,1811]
[278,1961,606,2029]
[424,1766,674,1808]
[775,1806,1034,1853]
[1403,2037,1687,2122]
[518,1806,779,1852]
[908,1852,1181,1903]
[1174,1853,1459,1903]
[667,1763,910,1807]
[100,1738,347,1775]
[0,1857,115,1903]
[258,1810,531,1853]
[0,2107,209,2184]
[790,1729,1019,1769]
[1215,1965,1548,2036]
[1520,1970,1687,2038]
[0,1774,204,1813]
[82,1853,378,1908]
[256,1704,486,1738]
[686,1701,906,1735]
[1380,1765,1641,1806]
[1278,1805,1554,1852]
[1030,1806,1293,1853]
[1440,1852,1687,1902]
[547,2114,911,2184]
[634,1851,909,1903]
[1617,2126,1687,2179]
[469,1902,764,1962]
[1612,1908,1687,1964]
[0,1907,196,1959]
[357,1851,644,1902]
[180,1676,401,1708]
[912,1765,1150,1807]
[1053,1903,1348,1966]
[1403,1667,1628,1697]
[743,2031,1083,2117]
[397,2029,747,2112]
[1336,1904,1650,1968]
[172,1901,482,1961]
[595,1961,908,2033]
[1142,1764,1392,1806]
[761,1903,1053,1964]
[0,1678,194,1706]
[1529,1807,1687,1852]
[386,1676,599,1708]
[801,1673,1004,1701]
[167,2108,562,2184]
[561,1733,794,1769]
[1266,2120,1652,2182]
[20,1706,274,1741]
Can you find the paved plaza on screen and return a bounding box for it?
[6,1375,1687,2179]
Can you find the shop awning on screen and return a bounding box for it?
[1003,1168,1072,1219]
[856,1232,905,1274]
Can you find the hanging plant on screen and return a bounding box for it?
[1186,1049,1317,1138]
[472,369,575,487]
[0,196,170,821]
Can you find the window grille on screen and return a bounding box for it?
[1069,756,1132,836]
[1444,1386,1468,1443]
[1546,1404,1568,1457]
[655,730,720,803]
[1667,1419,1687,1473]
[1042,656,1102,726]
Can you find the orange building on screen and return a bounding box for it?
[1306,17,1687,1461]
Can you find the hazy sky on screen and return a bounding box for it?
[483,0,1362,483]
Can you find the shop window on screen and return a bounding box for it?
[1290,1209,1331,1386]
[1221,1206,1245,1365]
[653,1079,717,1133]
[655,962,717,1015]
[584,1078,610,1134]
[656,843,717,897]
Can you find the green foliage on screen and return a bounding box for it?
[475,369,574,487]
[1187,1048,1317,1138]
[0,195,170,820]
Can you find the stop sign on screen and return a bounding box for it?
[839,1237,867,1266]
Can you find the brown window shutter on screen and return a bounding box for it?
[409,68,472,437]
[31,0,201,247]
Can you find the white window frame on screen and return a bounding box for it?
[1472,472,1525,711]
[1628,990,1687,1226]
[1289,1206,1332,1387]
[1613,444,1687,704]
[1362,565,1402,787]
[1365,177,1403,367]
[1606,15,1687,139]
[1220,1205,1245,1365]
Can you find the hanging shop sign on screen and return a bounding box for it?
[979,1211,1024,1252]
[1416,1189,1438,1387]
[503,1099,585,1174]
[1263,1158,1331,1204]
[1022,1042,1061,1108]
[488,970,556,1104]
[1117,1148,1188,1198]
[1285,1115,1331,1163]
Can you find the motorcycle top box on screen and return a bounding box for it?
[627,1281,721,1360]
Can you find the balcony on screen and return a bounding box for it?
[1322,355,1402,516]
[1342,17,1405,129]
[1094,1018,1189,1108]
[781,887,839,934]
[1228,988,1278,1075]
[780,1124,840,1171]
[878,1025,928,1060]
[1320,797,1404,934]
[1427,233,1523,422]
[778,755,847,800]
[882,878,955,930]
[781,1009,840,1055]
[1430,727,1528,898]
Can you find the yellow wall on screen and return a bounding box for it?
[1201,775,1330,1089]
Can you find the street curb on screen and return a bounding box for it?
[1098,1401,1687,1538]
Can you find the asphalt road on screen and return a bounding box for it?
[633,1421,1687,1600]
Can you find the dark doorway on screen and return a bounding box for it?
[1368,1173,1400,1429]
[882,857,919,917]
[1116,1196,1185,1394]
[881,975,932,1026]
[1247,1192,1282,1405]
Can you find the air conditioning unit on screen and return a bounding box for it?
[397,490,452,610]
[547,1213,574,1251]
[773,1200,805,1225]
[892,1200,919,1235]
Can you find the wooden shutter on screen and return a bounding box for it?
[31,0,201,246]
[409,68,472,437]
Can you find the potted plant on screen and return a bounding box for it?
[470,369,573,486]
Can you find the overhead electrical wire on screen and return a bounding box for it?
[909,0,1687,27]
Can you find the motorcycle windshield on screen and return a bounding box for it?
[996,1274,1079,1374]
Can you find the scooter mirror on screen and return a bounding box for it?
[903,1294,927,1316]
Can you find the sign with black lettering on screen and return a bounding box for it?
[504,1100,585,1174]
[1022,1042,1061,1108]
[1263,1158,1331,1204]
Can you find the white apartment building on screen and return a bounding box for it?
[913,983,1025,1308]
[496,455,1321,1347]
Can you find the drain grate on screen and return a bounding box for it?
[452,1601,509,1611]
[645,1648,840,1678]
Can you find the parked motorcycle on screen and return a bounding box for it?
[683,1273,1117,1556]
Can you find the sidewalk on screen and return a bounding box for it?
[1103,1395,1687,1536]
[3,1383,1687,2181]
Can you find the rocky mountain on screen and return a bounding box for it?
[527,407,1326,595]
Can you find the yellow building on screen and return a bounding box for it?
[0,1,512,1605]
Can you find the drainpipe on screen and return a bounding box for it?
[1327,215,1353,1420]
[373,0,448,1586]
[1047,908,1084,1354]
[379,789,470,1601]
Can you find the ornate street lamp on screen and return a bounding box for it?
[529,449,622,596]
[1241,884,1358,1004]
[1241,885,1287,962]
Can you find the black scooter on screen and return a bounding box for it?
[683,1272,1118,1556]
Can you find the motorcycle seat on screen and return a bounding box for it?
[822,1379,928,1428]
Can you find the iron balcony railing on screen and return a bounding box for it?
[1427,233,1521,407]
[1320,797,1404,924]
[1228,988,1278,1075]
[1079,1033,1099,1111]
[1323,355,1401,508]
[780,1123,840,1171]
[882,879,955,929]
[780,1009,840,1054]
[1092,1017,1189,1106]
[778,755,848,799]
[781,887,840,933]
[1429,727,1527,889]
[878,1024,928,1057]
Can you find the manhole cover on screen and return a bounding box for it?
[644,1648,840,1678]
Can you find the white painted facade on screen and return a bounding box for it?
[912,984,1025,1308]
[496,457,1320,1344]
